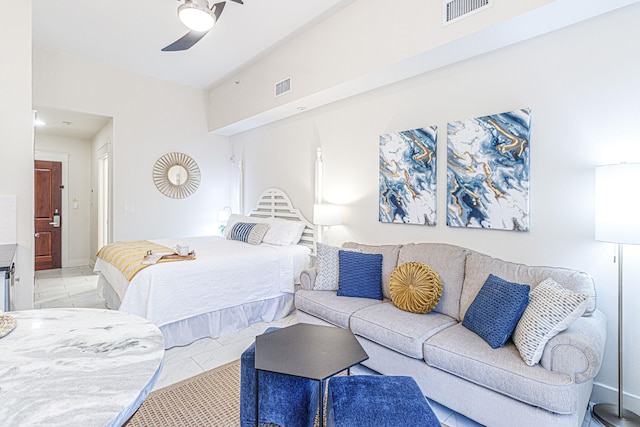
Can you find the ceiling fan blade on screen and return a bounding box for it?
[228,0,244,4]
[212,2,226,21]
[161,30,209,51]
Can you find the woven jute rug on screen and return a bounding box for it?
[125,359,446,427]
[125,360,243,427]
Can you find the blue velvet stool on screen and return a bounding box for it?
[326,375,440,427]
[240,327,319,427]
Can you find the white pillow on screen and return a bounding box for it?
[224,214,305,246]
[263,218,305,246]
[513,278,588,366]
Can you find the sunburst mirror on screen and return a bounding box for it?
[153,152,201,199]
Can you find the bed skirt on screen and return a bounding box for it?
[97,274,295,349]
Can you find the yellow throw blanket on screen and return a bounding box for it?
[96,240,194,281]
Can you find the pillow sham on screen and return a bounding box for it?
[227,222,270,245]
[262,218,306,246]
[513,278,588,366]
[462,274,530,349]
[337,251,383,300]
[314,243,360,291]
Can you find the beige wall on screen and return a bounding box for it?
[0,1,34,310]
[33,48,233,243]
[230,3,640,411]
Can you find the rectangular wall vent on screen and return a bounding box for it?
[275,77,292,97]
[443,0,492,26]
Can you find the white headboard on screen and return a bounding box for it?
[248,188,315,251]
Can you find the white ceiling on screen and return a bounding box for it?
[34,107,111,140]
[32,0,354,90]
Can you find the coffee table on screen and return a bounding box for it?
[0,308,165,426]
[255,323,368,427]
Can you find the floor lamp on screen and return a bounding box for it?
[594,163,640,427]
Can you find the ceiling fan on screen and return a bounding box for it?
[162,0,244,52]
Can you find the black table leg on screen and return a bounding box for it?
[255,369,259,427]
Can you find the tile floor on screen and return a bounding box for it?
[35,266,600,427]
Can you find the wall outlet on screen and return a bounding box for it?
[124,204,135,213]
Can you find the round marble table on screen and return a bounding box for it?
[0,308,165,427]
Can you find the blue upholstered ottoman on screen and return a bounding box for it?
[240,327,319,427]
[326,375,439,427]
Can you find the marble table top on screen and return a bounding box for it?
[0,308,165,427]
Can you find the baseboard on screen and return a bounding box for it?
[66,258,91,268]
[592,382,640,414]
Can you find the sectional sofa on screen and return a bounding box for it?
[294,242,607,427]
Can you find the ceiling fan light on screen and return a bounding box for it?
[178,1,215,32]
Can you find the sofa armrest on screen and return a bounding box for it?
[539,309,607,384]
[299,268,317,291]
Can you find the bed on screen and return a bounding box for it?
[94,188,315,348]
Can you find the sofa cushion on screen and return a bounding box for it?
[294,290,383,328]
[424,323,578,414]
[460,252,596,321]
[397,243,469,320]
[342,242,401,299]
[337,251,383,300]
[389,262,442,314]
[350,302,457,359]
[315,243,360,291]
[462,274,530,349]
[513,278,589,366]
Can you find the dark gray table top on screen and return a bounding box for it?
[255,323,368,380]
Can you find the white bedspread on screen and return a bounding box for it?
[94,236,310,328]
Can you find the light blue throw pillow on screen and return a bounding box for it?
[462,274,530,349]
[314,243,359,291]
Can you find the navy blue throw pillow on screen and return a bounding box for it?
[337,251,383,300]
[462,274,530,349]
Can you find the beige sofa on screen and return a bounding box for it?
[294,242,607,427]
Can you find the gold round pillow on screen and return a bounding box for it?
[389,262,442,314]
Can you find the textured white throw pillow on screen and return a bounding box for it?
[314,243,360,291]
[513,278,588,366]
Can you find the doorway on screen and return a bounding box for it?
[34,160,62,270]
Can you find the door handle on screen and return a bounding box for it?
[49,222,56,225]
[34,233,40,238]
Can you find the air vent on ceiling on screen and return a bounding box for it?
[275,77,292,97]
[443,0,492,26]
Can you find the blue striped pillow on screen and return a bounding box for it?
[228,222,269,245]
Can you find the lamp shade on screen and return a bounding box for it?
[595,163,640,244]
[314,204,342,226]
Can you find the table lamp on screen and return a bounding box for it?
[314,203,341,243]
[594,163,640,427]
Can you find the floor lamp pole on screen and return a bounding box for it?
[593,243,640,427]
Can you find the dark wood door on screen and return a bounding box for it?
[34,160,62,270]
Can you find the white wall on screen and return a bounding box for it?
[230,4,640,410]
[0,1,34,310]
[35,134,92,266]
[33,48,233,244]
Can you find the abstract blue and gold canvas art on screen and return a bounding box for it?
[379,126,437,225]
[447,108,531,231]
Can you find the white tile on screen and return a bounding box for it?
[39,297,74,309]
[71,293,106,308]
[35,277,64,287]
[427,399,455,423]
[164,337,224,365]
[192,336,255,372]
